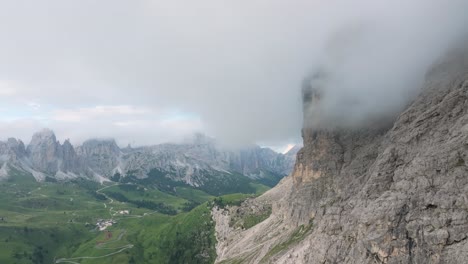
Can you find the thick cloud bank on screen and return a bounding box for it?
[302,0,468,129]
[0,0,467,146]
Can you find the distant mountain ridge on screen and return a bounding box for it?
[0,130,298,187]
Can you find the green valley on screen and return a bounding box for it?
[0,168,270,264]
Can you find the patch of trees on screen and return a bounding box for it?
[164,220,216,263]
[89,191,107,201]
[110,172,121,182]
[181,201,200,212]
[118,184,143,193]
[133,200,177,215]
[213,197,244,208]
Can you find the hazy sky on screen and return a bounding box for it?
[0,0,467,149]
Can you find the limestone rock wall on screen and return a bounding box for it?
[214,49,468,264]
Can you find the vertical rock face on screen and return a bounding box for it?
[6,138,26,160]
[0,138,26,165]
[77,139,121,176]
[26,129,62,175]
[287,129,387,227]
[60,139,80,173]
[181,134,297,178]
[227,146,294,178]
[213,49,468,264]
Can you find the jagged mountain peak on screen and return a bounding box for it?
[29,128,56,141]
[6,137,26,152]
[62,139,73,147]
[24,129,61,176]
[0,137,26,163]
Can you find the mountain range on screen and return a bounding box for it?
[0,130,298,189]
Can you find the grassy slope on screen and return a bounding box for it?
[0,168,97,263]
[174,187,214,204]
[128,204,216,264]
[129,168,270,196]
[66,203,216,264]
[0,167,271,264]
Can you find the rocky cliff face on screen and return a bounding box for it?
[76,139,122,176]
[60,139,81,174]
[213,49,468,264]
[26,129,63,175]
[228,147,292,178]
[0,138,26,163]
[0,138,26,179]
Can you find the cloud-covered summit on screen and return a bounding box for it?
[0,0,467,146]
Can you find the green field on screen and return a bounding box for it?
[0,167,270,264]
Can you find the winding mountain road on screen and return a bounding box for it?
[55,184,136,263]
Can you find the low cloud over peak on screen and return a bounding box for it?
[0,0,467,146]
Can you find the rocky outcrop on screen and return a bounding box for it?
[76,139,121,176]
[60,139,81,174]
[213,48,468,263]
[0,138,26,163]
[26,129,63,175]
[228,147,293,178]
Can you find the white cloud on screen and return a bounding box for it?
[27,102,41,110]
[0,80,18,96]
[0,103,202,146]
[52,105,151,122]
[0,119,44,142]
[0,0,466,146]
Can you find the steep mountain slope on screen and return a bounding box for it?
[1,129,83,181]
[76,139,122,176]
[213,49,468,263]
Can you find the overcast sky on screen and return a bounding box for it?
[0,0,467,150]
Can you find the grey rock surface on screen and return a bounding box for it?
[76,139,121,177]
[26,129,62,175]
[0,138,26,163]
[213,48,468,263]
